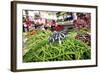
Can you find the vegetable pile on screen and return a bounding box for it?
[23,29,91,62]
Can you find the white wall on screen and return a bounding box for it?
[0,0,99,73]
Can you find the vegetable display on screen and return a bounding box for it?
[23,30,91,62]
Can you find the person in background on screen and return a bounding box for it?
[50,20,57,31]
[23,17,29,32]
[73,13,87,29]
[23,16,33,32]
[25,16,32,31]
